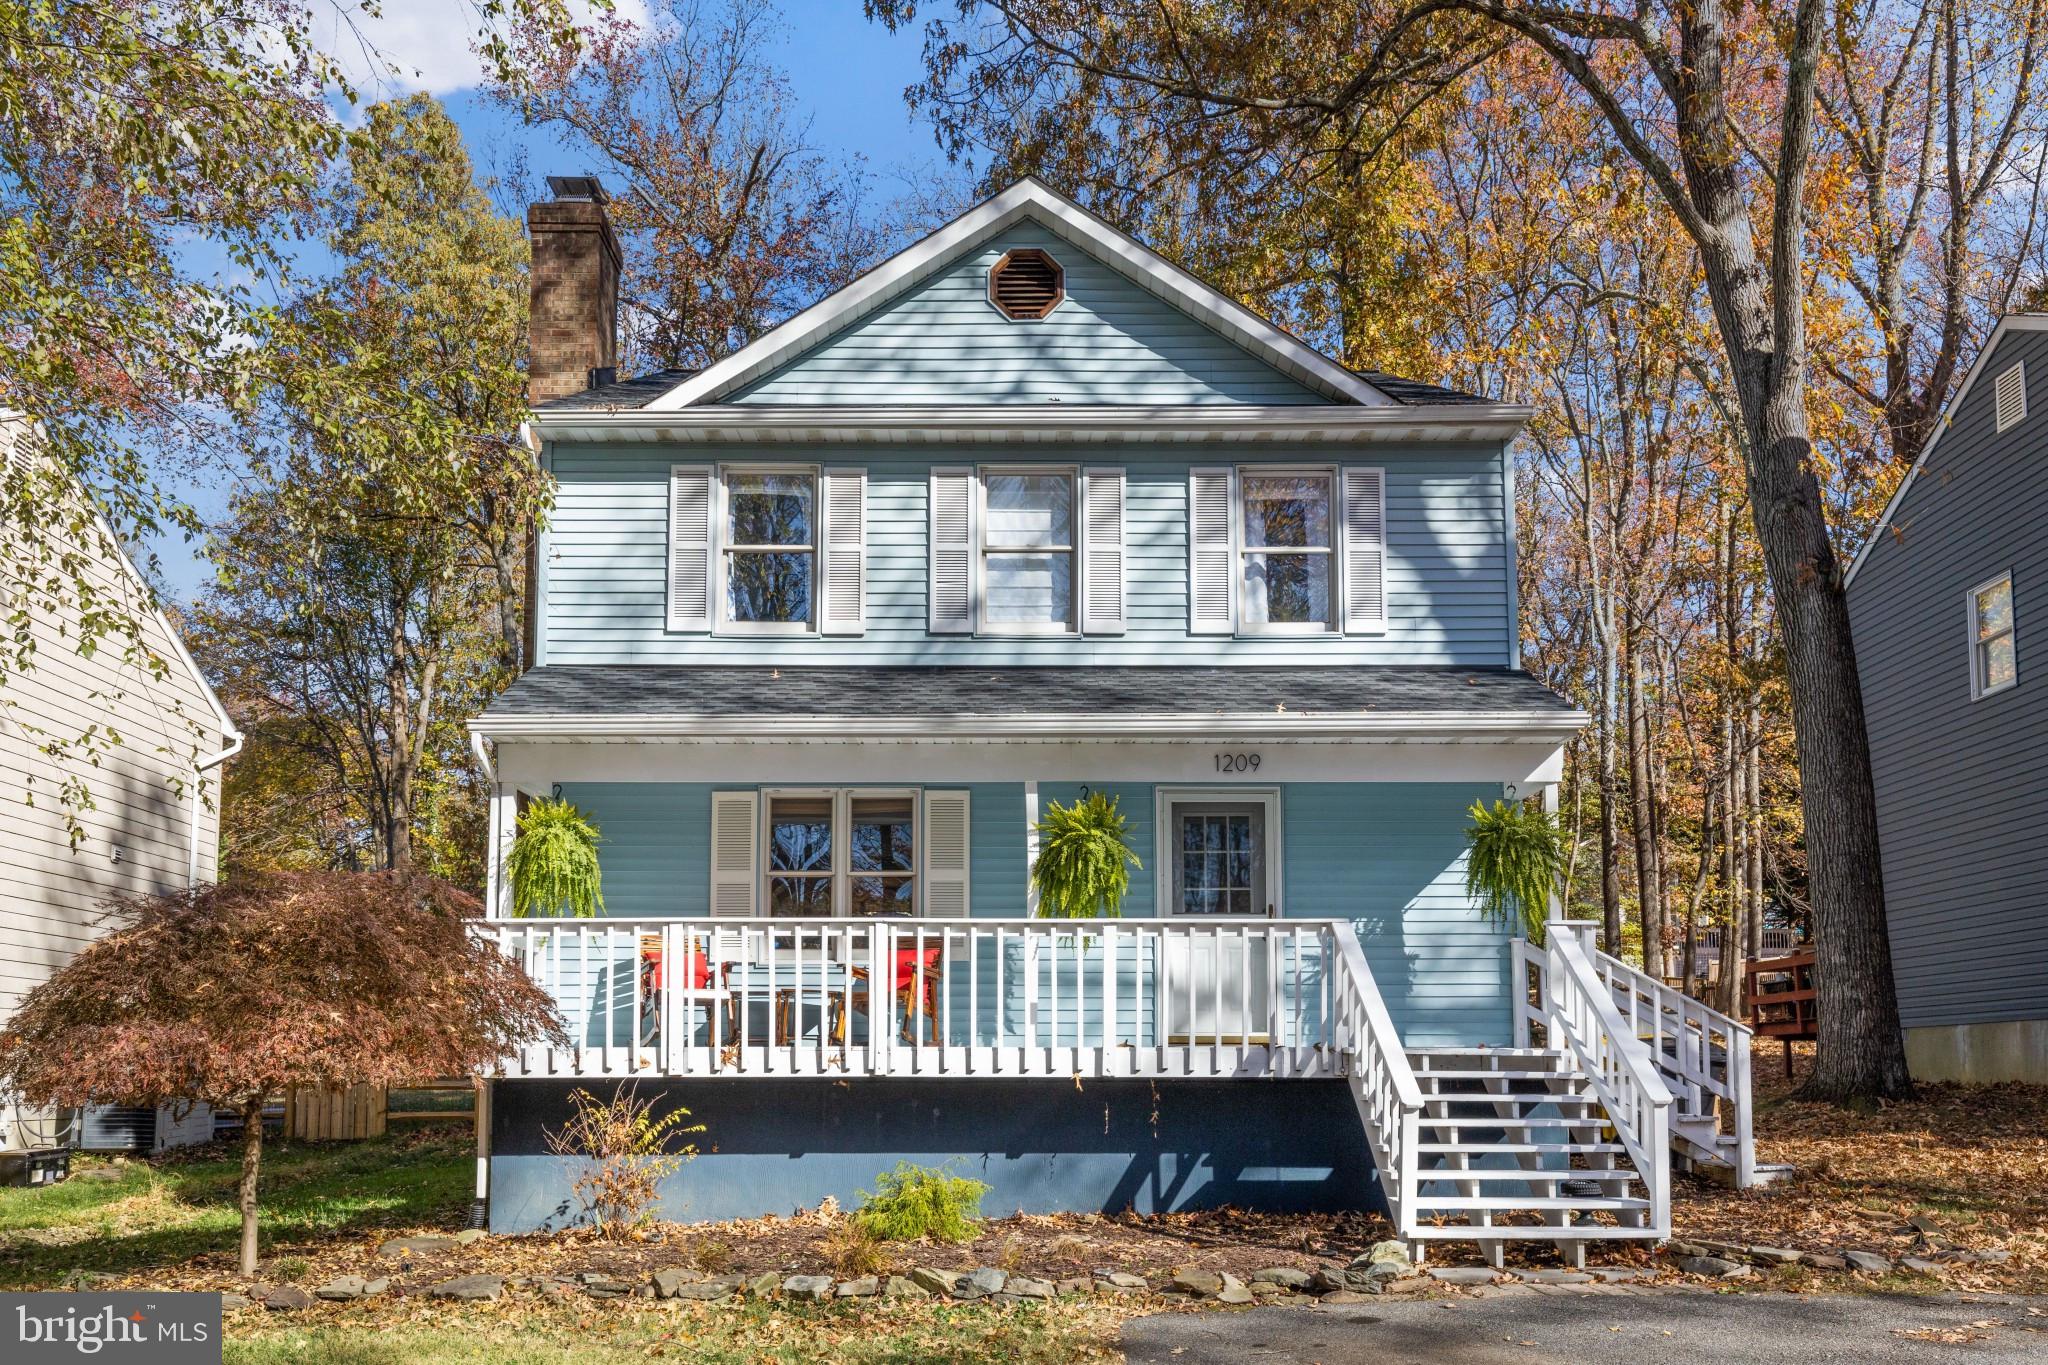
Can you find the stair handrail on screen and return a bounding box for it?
[1541,919,1673,1237]
[1589,941,1756,1188]
[1328,921,1425,1236]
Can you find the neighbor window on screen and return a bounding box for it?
[722,468,815,631]
[1970,572,2017,699]
[765,790,917,917]
[1240,471,1336,632]
[980,469,1076,632]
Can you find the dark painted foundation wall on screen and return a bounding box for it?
[487,1078,1379,1234]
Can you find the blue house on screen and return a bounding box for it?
[471,177,1760,1263]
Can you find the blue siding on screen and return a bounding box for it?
[731,227,1325,406]
[541,443,1511,667]
[557,782,711,918]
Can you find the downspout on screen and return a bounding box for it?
[187,728,244,888]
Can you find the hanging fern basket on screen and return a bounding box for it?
[1464,798,1564,942]
[1030,791,1143,919]
[507,797,606,919]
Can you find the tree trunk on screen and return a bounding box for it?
[238,1096,264,1277]
[1597,643,1623,956]
[1626,635,1663,974]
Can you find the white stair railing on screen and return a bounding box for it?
[1589,941,1756,1187]
[1327,920,1425,1239]
[1537,920,1673,1237]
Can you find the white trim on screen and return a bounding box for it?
[1846,313,2048,587]
[1237,465,1341,638]
[714,462,820,637]
[642,179,1395,411]
[1966,570,2018,700]
[474,708,1589,743]
[531,403,1535,445]
[1153,786,1283,917]
[1023,779,1041,915]
[760,786,921,917]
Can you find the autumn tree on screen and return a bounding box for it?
[497,0,888,368]
[195,96,535,877]
[0,0,582,830]
[872,0,1919,1101]
[0,871,565,1276]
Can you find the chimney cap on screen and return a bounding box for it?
[545,175,610,204]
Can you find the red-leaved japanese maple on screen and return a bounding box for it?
[0,872,566,1276]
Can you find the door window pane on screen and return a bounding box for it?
[1172,804,1265,915]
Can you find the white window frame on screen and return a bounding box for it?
[1235,466,1342,637]
[1153,786,1284,918]
[760,787,923,917]
[976,464,1079,636]
[1967,570,2017,700]
[717,463,820,636]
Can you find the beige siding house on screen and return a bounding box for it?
[1,412,240,1153]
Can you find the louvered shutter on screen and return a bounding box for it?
[709,790,759,917]
[820,467,866,635]
[929,468,975,633]
[1341,466,1388,634]
[1188,468,1234,634]
[922,790,971,917]
[667,465,715,632]
[1080,467,1126,635]
[1997,362,2028,432]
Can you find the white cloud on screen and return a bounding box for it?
[322,0,651,99]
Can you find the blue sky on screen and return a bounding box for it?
[152,1,953,600]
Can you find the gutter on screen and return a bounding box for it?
[468,708,1590,744]
[187,727,244,888]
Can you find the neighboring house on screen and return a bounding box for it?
[0,412,241,1155]
[1846,314,2048,1086]
[472,178,1760,1263]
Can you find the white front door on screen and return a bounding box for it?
[1162,794,1277,1041]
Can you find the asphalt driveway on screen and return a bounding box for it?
[1121,1292,2048,1363]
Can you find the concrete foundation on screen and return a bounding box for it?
[1905,1019,2048,1084]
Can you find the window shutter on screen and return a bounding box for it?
[1341,466,1388,634]
[1188,468,1234,634]
[929,468,975,633]
[1997,362,2028,433]
[1081,466,1126,635]
[667,465,715,632]
[820,467,866,636]
[709,790,759,917]
[922,790,971,917]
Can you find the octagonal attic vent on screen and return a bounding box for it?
[989,248,1064,320]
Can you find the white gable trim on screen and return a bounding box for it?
[644,178,1396,411]
[1845,313,2048,588]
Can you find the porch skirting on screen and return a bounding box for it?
[1905,1019,2048,1085]
[486,1077,1378,1233]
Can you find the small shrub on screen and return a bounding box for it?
[853,1162,990,1243]
[543,1085,703,1238]
[272,1256,310,1281]
[691,1237,734,1273]
[993,1231,1028,1271]
[823,1219,892,1278]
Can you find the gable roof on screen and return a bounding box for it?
[644,178,1397,411]
[1844,313,2048,587]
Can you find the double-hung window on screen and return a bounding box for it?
[722,468,816,632]
[980,469,1077,632]
[1241,471,1337,632]
[765,790,919,917]
[1969,571,2017,699]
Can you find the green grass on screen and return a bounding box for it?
[222,1300,1119,1364]
[0,1129,471,1289]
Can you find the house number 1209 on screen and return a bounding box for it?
[1213,752,1262,773]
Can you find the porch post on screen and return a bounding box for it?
[486,783,515,917]
[1024,780,1041,916]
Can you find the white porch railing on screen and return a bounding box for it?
[484,916,1398,1085]
[1327,919,1425,1236]
[1515,922,1673,1236]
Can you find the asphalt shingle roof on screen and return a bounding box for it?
[534,368,699,411]
[480,665,1574,721]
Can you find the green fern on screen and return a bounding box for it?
[1464,798,1564,941]
[1030,791,1142,919]
[507,797,605,918]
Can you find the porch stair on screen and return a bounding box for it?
[1401,1046,1660,1268]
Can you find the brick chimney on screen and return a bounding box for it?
[527,175,620,405]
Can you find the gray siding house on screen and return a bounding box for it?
[474,178,1765,1262]
[1847,315,2048,1085]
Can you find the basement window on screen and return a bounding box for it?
[989,248,1065,320]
